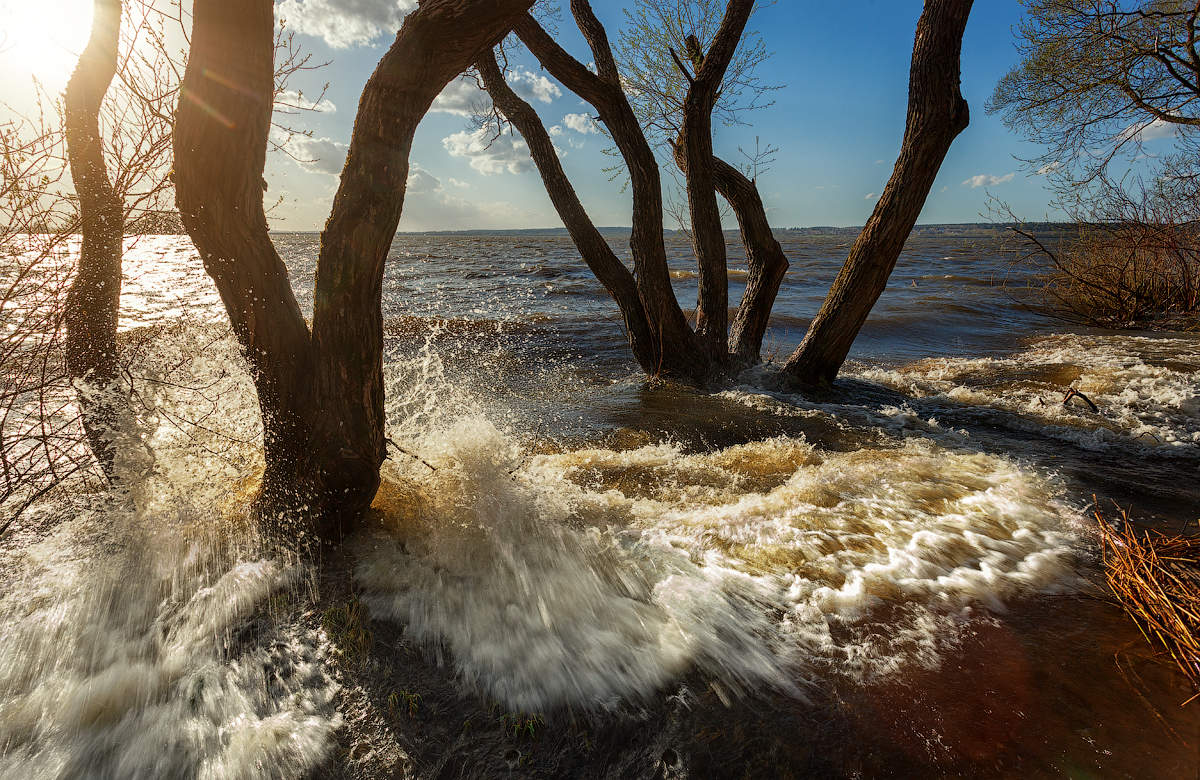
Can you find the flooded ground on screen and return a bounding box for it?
[1,231,1197,777]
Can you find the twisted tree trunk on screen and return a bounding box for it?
[175,0,534,543]
[64,0,124,478]
[713,157,788,366]
[783,0,973,387]
[516,6,709,381]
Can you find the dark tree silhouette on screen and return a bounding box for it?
[63,0,124,477]
[483,0,972,387]
[174,0,536,544]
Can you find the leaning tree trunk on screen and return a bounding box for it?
[783,0,972,387]
[477,52,659,375]
[63,0,124,478]
[517,6,708,382]
[176,0,534,544]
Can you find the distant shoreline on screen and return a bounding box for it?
[377,222,1072,238]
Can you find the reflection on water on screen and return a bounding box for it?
[1,232,1198,777]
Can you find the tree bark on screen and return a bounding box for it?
[675,0,754,362]
[782,0,972,387]
[517,8,708,382]
[476,52,659,374]
[64,0,124,478]
[175,0,316,531]
[176,0,534,543]
[712,157,788,366]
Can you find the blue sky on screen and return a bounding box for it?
[0,1,1157,230]
[263,1,1072,230]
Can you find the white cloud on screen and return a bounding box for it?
[399,163,527,230]
[431,69,561,116]
[405,165,440,194]
[277,89,336,113]
[276,0,414,48]
[548,125,564,136]
[507,68,561,104]
[1120,117,1179,143]
[864,192,876,200]
[431,75,488,116]
[289,135,348,175]
[447,177,468,189]
[442,127,533,175]
[1035,161,1061,175]
[961,172,1014,188]
[561,112,598,135]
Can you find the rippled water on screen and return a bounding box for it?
[2,231,1198,777]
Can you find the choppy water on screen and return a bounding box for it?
[2,231,1198,777]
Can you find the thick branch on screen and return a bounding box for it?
[309,0,535,522]
[175,0,314,487]
[518,9,707,380]
[712,156,788,366]
[678,0,755,360]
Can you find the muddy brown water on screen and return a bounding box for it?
[1,232,1197,778]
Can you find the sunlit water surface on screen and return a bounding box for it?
[1,232,1198,777]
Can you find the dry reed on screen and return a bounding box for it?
[1095,499,1200,703]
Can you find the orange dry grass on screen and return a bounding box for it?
[1096,501,1200,703]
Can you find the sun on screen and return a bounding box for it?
[0,0,95,86]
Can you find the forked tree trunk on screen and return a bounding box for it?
[64,0,124,478]
[783,0,972,387]
[476,53,659,375]
[675,0,754,363]
[516,6,709,382]
[175,0,534,544]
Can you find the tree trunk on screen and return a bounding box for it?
[712,157,788,366]
[63,0,124,478]
[476,52,659,374]
[309,0,536,530]
[174,0,317,533]
[783,0,972,387]
[675,0,754,363]
[517,8,708,382]
[176,0,534,544]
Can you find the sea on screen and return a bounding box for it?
[1,229,1198,777]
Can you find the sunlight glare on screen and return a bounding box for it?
[0,0,94,87]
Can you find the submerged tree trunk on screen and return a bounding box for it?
[477,52,659,375]
[675,0,754,363]
[783,0,972,387]
[516,7,708,382]
[712,157,789,366]
[175,0,534,544]
[63,0,124,478]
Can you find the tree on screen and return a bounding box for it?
[782,0,972,385]
[63,0,125,478]
[989,0,1200,193]
[173,0,535,545]
[988,1,1200,328]
[481,0,972,386]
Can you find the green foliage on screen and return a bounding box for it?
[498,711,545,740]
[387,689,421,719]
[321,597,373,661]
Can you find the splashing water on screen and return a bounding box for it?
[2,234,1196,776]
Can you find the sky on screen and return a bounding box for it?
[0,0,1178,231]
